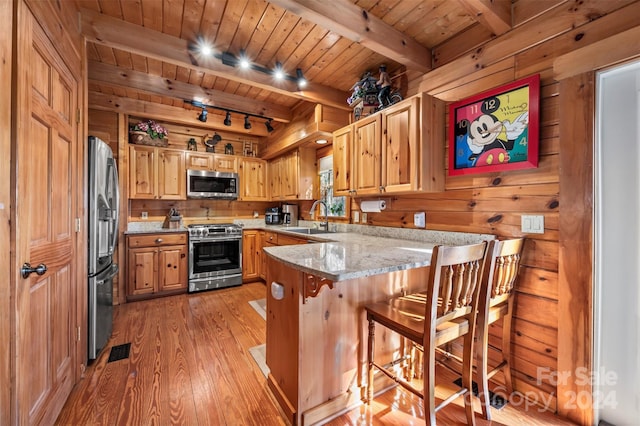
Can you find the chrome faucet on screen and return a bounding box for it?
[309,200,329,231]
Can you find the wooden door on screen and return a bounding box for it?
[212,154,237,172]
[242,230,259,281]
[381,97,419,193]
[157,149,185,200]
[129,145,156,199]
[332,125,352,196]
[158,245,187,292]
[239,158,268,200]
[353,115,382,195]
[128,248,157,296]
[282,151,299,199]
[14,9,79,424]
[269,156,282,199]
[185,152,212,170]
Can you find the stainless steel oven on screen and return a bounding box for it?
[187,224,242,292]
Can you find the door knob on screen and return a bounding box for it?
[21,262,47,279]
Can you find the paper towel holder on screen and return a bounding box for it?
[360,199,388,213]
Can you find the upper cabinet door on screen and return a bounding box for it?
[381,97,420,193]
[239,157,268,201]
[157,149,185,200]
[332,125,352,196]
[129,145,156,199]
[353,114,382,195]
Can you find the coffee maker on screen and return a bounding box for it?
[281,204,298,226]
[265,207,281,225]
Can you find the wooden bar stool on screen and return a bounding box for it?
[475,238,524,420]
[364,242,489,425]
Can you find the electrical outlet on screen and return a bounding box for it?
[141,211,148,219]
[362,212,368,223]
[414,212,426,228]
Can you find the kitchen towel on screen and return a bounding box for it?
[361,200,386,213]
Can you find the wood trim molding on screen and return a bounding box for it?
[554,25,640,80]
[557,72,594,426]
[0,0,12,423]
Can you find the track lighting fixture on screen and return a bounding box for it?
[197,107,208,122]
[212,50,308,87]
[185,100,275,133]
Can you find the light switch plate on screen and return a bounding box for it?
[521,215,544,233]
[414,212,426,228]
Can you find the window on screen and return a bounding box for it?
[319,156,346,218]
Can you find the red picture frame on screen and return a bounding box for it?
[448,74,540,176]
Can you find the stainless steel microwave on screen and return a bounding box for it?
[187,169,239,199]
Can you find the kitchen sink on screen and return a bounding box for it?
[284,227,333,235]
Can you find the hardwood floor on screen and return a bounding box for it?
[56,283,575,425]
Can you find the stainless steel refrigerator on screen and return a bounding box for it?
[88,136,120,360]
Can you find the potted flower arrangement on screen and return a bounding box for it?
[129,119,169,147]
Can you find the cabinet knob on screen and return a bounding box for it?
[155,238,163,243]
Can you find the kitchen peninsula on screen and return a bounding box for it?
[262,229,492,425]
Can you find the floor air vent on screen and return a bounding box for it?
[107,343,131,363]
[453,377,507,409]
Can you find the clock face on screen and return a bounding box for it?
[448,74,540,176]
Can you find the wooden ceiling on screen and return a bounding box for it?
[77,0,519,134]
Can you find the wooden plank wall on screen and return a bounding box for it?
[347,0,640,415]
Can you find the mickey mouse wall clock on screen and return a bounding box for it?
[448,74,540,176]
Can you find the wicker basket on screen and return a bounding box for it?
[129,131,168,147]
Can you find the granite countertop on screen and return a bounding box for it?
[124,221,188,235]
[263,234,436,282]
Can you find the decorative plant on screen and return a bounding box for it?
[131,119,168,139]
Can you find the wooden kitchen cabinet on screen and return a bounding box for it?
[126,232,188,301]
[346,94,444,196]
[185,152,238,173]
[259,230,308,280]
[332,125,352,196]
[269,148,316,200]
[242,230,260,281]
[353,114,382,196]
[129,145,186,200]
[239,157,268,201]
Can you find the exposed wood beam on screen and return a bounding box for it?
[79,8,350,110]
[268,0,431,73]
[88,61,293,123]
[88,91,270,137]
[457,0,512,36]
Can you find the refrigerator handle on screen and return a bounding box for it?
[107,157,120,255]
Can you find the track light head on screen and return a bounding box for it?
[198,107,208,122]
[224,111,232,126]
[244,115,252,130]
[265,119,274,133]
[296,68,307,88]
